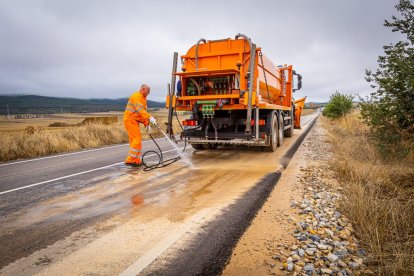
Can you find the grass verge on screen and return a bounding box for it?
[0,113,183,162]
[323,113,414,275]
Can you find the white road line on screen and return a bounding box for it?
[0,147,185,196]
[302,113,319,127]
[0,138,165,167]
[120,209,210,276]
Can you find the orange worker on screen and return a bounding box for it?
[124,84,157,167]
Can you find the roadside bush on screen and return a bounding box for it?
[322,91,354,119]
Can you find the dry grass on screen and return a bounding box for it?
[0,110,184,162]
[0,112,124,133]
[323,112,414,275]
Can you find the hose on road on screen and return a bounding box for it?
[141,115,203,171]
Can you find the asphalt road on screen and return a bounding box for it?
[0,114,315,203]
[0,113,317,271]
[0,136,189,269]
[0,137,187,213]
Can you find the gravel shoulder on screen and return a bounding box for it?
[223,120,370,276]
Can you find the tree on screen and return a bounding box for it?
[322,91,354,119]
[362,0,414,155]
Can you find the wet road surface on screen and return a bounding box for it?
[0,113,318,274]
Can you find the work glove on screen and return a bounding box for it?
[149,117,157,126]
[146,125,151,133]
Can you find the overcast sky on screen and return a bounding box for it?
[0,0,404,102]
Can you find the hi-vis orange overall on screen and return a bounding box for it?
[123,91,151,165]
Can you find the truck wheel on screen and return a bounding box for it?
[277,112,284,146]
[265,113,278,152]
[284,108,294,137]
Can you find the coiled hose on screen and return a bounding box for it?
[141,115,204,171]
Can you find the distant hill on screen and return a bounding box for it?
[0,95,165,115]
[305,102,327,108]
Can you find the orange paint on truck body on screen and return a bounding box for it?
[168,38,297,111]
[294,97,307,129]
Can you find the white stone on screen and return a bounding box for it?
[305,249,315,256]
[327,253,339,263]
[317,244,328,250]
[321,268,333,275]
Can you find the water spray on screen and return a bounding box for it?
[141,117,204,171]
[141,124,184,171]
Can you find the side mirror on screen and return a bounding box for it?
[293,72,302,92]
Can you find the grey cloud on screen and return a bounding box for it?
[0,0,403,102]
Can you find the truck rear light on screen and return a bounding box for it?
[183,120,198,126]
[245,119,266,126]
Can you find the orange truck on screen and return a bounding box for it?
[166,33,304,151]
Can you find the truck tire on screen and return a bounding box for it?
[265,113,278,152]
[284,108,294,137]
[277,112,284,146]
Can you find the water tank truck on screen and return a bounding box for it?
[166,33,304,151]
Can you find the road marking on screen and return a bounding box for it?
[120,209,210,276]
[0,137,170,167]
[302,113,319,127]
[0,147,185,196]
[305,113,320,126]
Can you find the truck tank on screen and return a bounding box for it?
[181,38,292,107]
